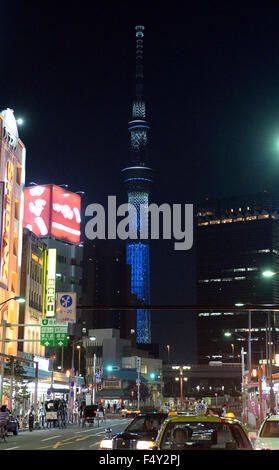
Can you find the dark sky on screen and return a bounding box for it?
[3,2,279,361]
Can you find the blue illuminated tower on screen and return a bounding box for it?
[122,25,154,343]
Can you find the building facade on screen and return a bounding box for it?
[18,228,46,356]
[81,240,137,344]
[0,109,25,356]
[197,192,279,364]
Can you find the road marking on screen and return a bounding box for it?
[89,442,100,447]
[76,435,90,442]
[5,446,20,450]
[53,441,62,449]
[41,435,60,441]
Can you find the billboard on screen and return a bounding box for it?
[23,185,81,244]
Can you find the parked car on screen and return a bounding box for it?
[100,412,168,450]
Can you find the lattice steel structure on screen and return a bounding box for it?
[121,26,154,343]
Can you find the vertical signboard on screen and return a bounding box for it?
[0,182,5,269]
[45,248,56,318]
[1,160,14,285]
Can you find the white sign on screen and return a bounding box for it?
[56,292,76,323]
[136,357,142,373]
[33,355,50,372]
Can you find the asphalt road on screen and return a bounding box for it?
[0,418,131,450]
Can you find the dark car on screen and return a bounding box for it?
[100,412,168,450]
[83,405,98,425]
[6,412,19,435]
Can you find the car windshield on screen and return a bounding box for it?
[159,421,252,450]
[260,421,279,438]
[125,415,165,433]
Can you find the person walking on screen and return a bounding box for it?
[28,405,35,432]
[0,405,9,441]
[38,404,45,429]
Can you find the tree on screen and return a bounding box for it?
[124,381,151,404]
[3,358,30,413]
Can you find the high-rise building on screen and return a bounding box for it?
[81,240,137,345]
[196,192,279,364]
[121,25,154,344]
[0,109,25,356]
[18,228,46,356]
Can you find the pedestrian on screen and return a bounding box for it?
[113,403,117,414]
[38,403,45,429]
[0,405,9,441]
[28,405,35,432]
[107,403,110,413]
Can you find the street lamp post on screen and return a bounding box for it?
[172,365,191,409]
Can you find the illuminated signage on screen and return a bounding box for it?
[23,185,81,244]
[2,160,14,280]
[1,108,19,149]
[33,355,49,372]
[45,248,56,318]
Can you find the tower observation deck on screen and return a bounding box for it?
[121,25,154,343]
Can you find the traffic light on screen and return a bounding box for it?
[106,365,120,372]
[149,372,156,379]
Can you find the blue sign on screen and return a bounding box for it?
[263,394,267,400]
[70,391,74,397]
[71,381,74,387]
[96,372,102,380]
[60,294,73,308]
[47,389,51,396]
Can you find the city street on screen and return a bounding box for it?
[0,419,131,451]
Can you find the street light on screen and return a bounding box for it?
[262,270,277,278]
[76,345,81,377]
[16,118,23,125]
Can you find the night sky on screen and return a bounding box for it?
[2,2,279,362]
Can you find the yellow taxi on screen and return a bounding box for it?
[153,413,253,450]
[121,409,141,418]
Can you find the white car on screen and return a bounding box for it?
[254,415,279,450]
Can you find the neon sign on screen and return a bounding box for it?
[2,160,14,280]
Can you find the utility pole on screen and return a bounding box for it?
[248,310,252,375]
[136,357,141,411]
[9,357,14,412]
[0,321,7,406]
[34,362,39,414]
[92,353,96,405]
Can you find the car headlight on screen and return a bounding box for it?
[136,440,156,450]
[100,439,113,449]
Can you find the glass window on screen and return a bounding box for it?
[160,421,251,450]
[260,421,279,438]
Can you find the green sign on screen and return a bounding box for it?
[40,318,68,347]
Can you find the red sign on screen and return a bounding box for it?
[23,185,81,244]
[248,399,259,418]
